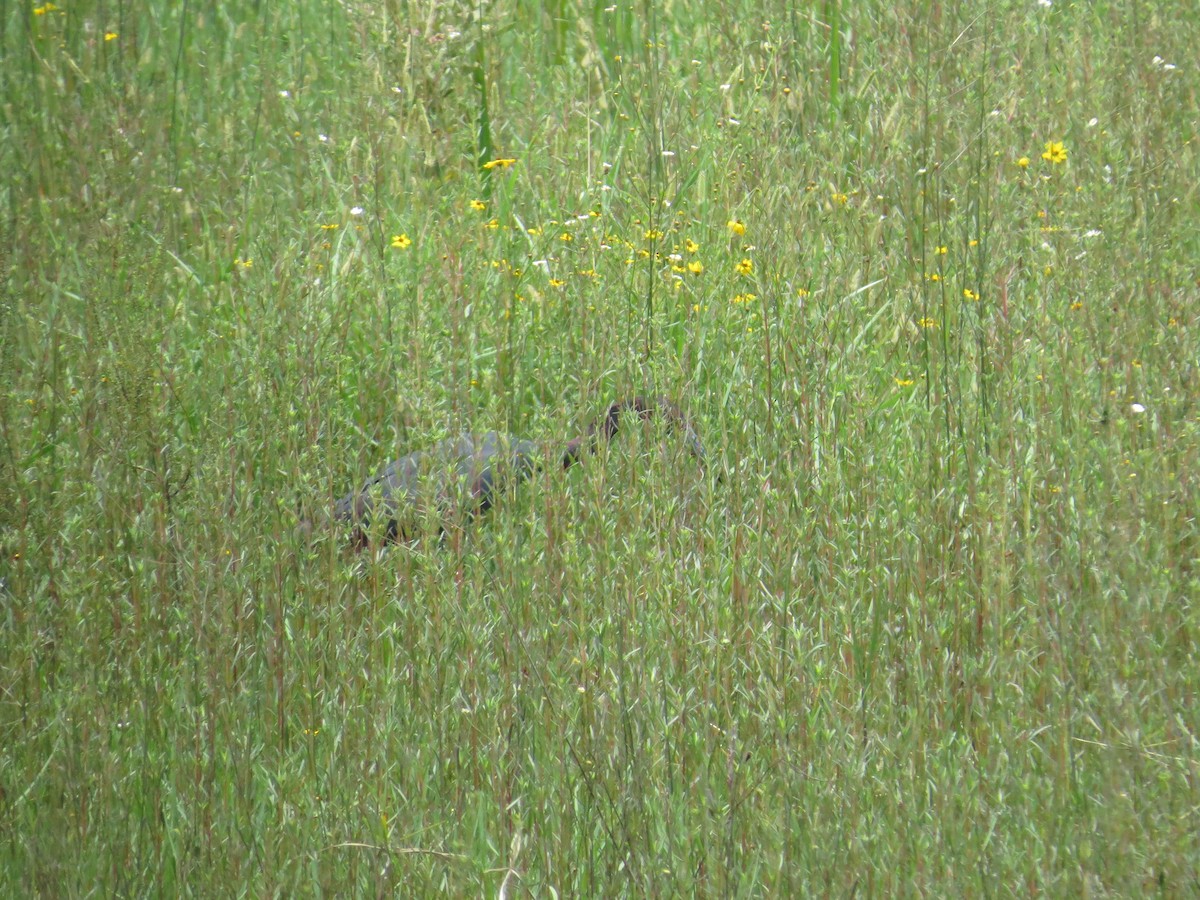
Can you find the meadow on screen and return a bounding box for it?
[2,0,1198,894]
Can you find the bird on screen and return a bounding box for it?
[325,396,708,549]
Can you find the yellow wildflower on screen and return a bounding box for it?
[470,199,487,211]
[483,158,517,170]
[687,260,704,275]
[390,233,412,249]
[1041,141,1067,164]
[735,258,753,276]
[727,219,746,236]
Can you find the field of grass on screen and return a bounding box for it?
[2,0,1198,894]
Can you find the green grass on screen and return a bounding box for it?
[2,0,1199,894]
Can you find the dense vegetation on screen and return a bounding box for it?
[2,0,1198,894]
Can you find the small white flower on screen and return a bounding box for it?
[1084,229,1103,238]
[1038,0,1052,7]
[350,206,364,216]
[318,133,329,143]
[1087,117,1099,127]
[1130,403,1146,414]
[279,90,290,98]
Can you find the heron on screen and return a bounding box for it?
[326,396,708,549]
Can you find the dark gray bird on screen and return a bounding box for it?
[328,396,707,549]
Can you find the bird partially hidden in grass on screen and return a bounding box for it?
[322,396,710,550]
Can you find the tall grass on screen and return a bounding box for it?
[2,0,1198,894]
